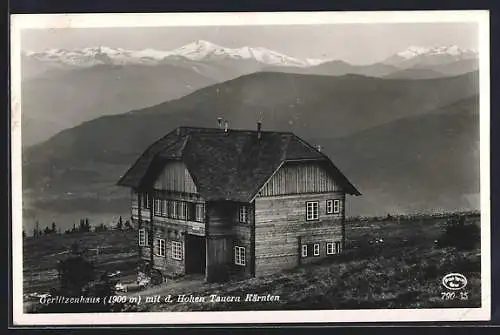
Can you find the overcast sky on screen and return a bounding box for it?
[21,23,478,65]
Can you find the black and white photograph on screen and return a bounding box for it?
[10,11,491,325]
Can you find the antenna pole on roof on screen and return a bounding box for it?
[257,110,263,123]
[257,111,263,140]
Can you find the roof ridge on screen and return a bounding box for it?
[118,125,361,197]
[179,134,191,156]
[293,133,324,156]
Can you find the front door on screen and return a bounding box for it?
[185,234,206,274]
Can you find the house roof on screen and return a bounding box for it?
[117,126,361,201]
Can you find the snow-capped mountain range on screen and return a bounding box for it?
[396,45,477,59]
[20,41,479,147]
[382,45,477,68]
[23,41,478,70]
[23,40,328,68]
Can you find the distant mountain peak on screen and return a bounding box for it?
[397,45,477,59]
[23,41,329,68]
[384,45,478,67]
[396,46,431,59]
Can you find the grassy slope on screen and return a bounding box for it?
[23,214,481,311]
[23,230,140,295]
[123,215,481,312]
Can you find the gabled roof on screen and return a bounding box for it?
[117,127,361,201]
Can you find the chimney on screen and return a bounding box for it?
[176,127,181,136]
[224,120,229,133]
[257,121,262,140]
[316,144,321,152]
[217,117,223,129]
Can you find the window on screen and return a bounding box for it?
[177,202,186,220]
[172,241,183,260]
[195,204,205,222]
[326,200,341,214]
[138,228,148,246]
[313,243,320,256]
[326,242,334,255]
[184,202,194,221]
[239,205,249,223]
[156,238,166,257]
[333,200,341,214]
[154,198,162,216]
[162,199,168,217]
[327,241,342,255]
[142,193,150,209]
[301,244,308,257]
[306,201,319,220]
[326,200,334,214]
[169,200,177,219]
[234,246,246,266]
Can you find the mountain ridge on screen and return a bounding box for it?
[21,42,479,146]
[24,42,477,71]
[23,40,328,69]
[382,45,477,68]
[22,71,479,219]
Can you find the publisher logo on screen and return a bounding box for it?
[442,273,467,291]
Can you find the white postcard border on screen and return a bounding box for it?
[10,10,491,325]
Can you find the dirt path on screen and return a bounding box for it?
[123,274,206,297]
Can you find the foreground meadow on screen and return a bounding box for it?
[124,214,481,311]
[23,213,481,312]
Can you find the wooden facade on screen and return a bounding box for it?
[131,159,350,282]
[258,161,342,197]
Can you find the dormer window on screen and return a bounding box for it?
[239,205,249,223]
